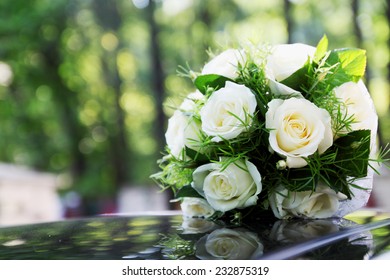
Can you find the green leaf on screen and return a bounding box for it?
[314,35,328,63]
[330,48,366,77]
[284,167,319,192]
[325,48,366,87]
[185,146,209,164]
[194,74,232,94]
[175,184,203,199]
[280,60,312,91]
[320,172,352,199]
[280,35,329,93]
[332,130,371,178]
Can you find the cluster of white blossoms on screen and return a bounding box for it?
[159,37,379,220]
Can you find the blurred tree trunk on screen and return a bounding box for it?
[352,0,363,46]
[351,0,369,79]
[198,3,212,62]
[92,0,130,188]
[196,0,244,60]
[284,0,294,43]
[146,1,166,156]
[41,16,87,179]
[146,1,175,209]
[387,0,390,109]
[351,0,371,83]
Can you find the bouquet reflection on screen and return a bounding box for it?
[159,217,373,260]
[269,219,340,243]
[266,219,373,259]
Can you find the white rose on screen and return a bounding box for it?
[266,98,333,168]
[165,111,203,158]
[165,92,205,158]
[195,228,264,260]
[183,118,205,152]
[266,43,316,97]
[180,197,215,218]
[165,110,188,158]
[333,80,378,156]
[200,81,257,142]
[179,90,205,112]
[201,49,246,80]
[269,186,348,219]
[191,158,262,212]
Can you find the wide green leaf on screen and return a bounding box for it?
[320,172,352,199]
[185,146,210,164]
[175,184,203,199]
[325,48,366,87]
[280,60,312,91]
[194,74,232,94]
[332,129,371,178]
[283,167,319,192]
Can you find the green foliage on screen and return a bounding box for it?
[194,74,232,94]
[331,130,371,178]
[324,48,367,87]
[280,59,313,90]
[151,157,195,193]
[314,35,329,63]
[235,59,271,117]
[175,184,203,199]
[159,233,197,260]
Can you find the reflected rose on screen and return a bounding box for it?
[270,219,339,243]
[181,217,219,234]
[196,228,263,260]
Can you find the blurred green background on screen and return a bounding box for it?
[0,0,388,216]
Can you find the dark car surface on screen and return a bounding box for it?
[0,209,389,260]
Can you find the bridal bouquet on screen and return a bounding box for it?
[152,36,387,221]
